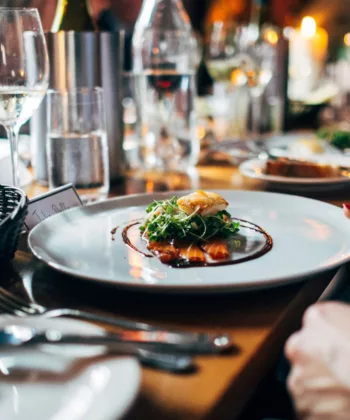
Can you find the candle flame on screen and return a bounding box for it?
[301,16,316,38]
[345,33,350,47]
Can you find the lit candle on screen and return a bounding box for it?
[288,16,328,101]
[344,33,350,48]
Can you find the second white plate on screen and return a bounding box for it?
[239,158,350,192]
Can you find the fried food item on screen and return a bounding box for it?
[177,243,206,263]
[177,190,228,216]
[147,242,179,263]
[202,239,230,260]
[266,158,340,178]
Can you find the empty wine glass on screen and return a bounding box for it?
[235,25,276,141]
[204,22,250,144]
[205,22,276,143]
[0,8,49,186]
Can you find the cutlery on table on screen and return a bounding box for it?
[0,324,229,373]
[0,324,232,355]
[0,288,231,352]
[0,286,224,338]
[0,334,195,375]
[0,288,233,372]
[246,139,278,160]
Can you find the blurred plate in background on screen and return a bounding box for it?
[239,158,350,192]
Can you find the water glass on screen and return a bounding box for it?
[134,69,199,172]
[0,8,49,186]
[47,88,110,203]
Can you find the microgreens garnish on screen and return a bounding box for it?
[140,196,239,242]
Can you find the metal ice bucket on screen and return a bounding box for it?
[31,31,125,184]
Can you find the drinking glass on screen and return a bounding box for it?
[205,21,247,88]
[47,88,110,203]
[204,22,251,144]
[235,25,276,141]
[0,8,49,186]
[205,22,276,142]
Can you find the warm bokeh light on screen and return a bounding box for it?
[146,180,155,193]
[301,16,317,38]
[283,26,294,40]
[264,28,279,45]
[230,68,246,86]
[196,126,206,140]
[344,33,350,47]
[206,0,245,27]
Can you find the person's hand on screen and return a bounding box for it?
[285,302,350,419]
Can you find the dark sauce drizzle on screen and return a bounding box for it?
[111,219,142,242]
[120,218,273,268]
[122,222,153,258]
[111,226,119,241]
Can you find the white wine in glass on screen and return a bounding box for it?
[0,8,49,186]
[205,22,249,88]
[206,57,247,86]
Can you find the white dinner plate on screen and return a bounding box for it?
[28,190,350,293]
[0,317,141,420]
[264,132,341,158]
[239,158,350,192]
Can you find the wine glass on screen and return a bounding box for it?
[0,8,49,186]
[205,21,247,89]
[204,22,249,144]
[235,25,276,142]
[205,22,276,144]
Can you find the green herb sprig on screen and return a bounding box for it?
[140,196,240,243]
[317,128,350,150]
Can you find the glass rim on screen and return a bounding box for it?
[47,87,105,104]
[0,7,39,12]
[140,28,196,35]
[47,86,104,96]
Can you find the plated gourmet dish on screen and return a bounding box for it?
[118,190,273,268]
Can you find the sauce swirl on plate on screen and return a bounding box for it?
[121,219,273,268]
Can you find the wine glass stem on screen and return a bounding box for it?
[250,92,262,141]
[5,125,20,186]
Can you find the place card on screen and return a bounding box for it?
[24,184,83,231]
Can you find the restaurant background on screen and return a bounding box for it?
[4,0,350,94]
[2,2,350,419]
[4,0,350,174]
[4,0,350,46]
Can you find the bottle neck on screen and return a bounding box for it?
[51,0,97,32]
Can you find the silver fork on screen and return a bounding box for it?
[0,286,169,332]
[0,288,200,372]
[0,287,232,353]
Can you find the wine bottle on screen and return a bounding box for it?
[51,0,97,32]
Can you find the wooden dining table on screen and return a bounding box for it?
[4,165,350,420]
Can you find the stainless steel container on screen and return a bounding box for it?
[31,31,125,184]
